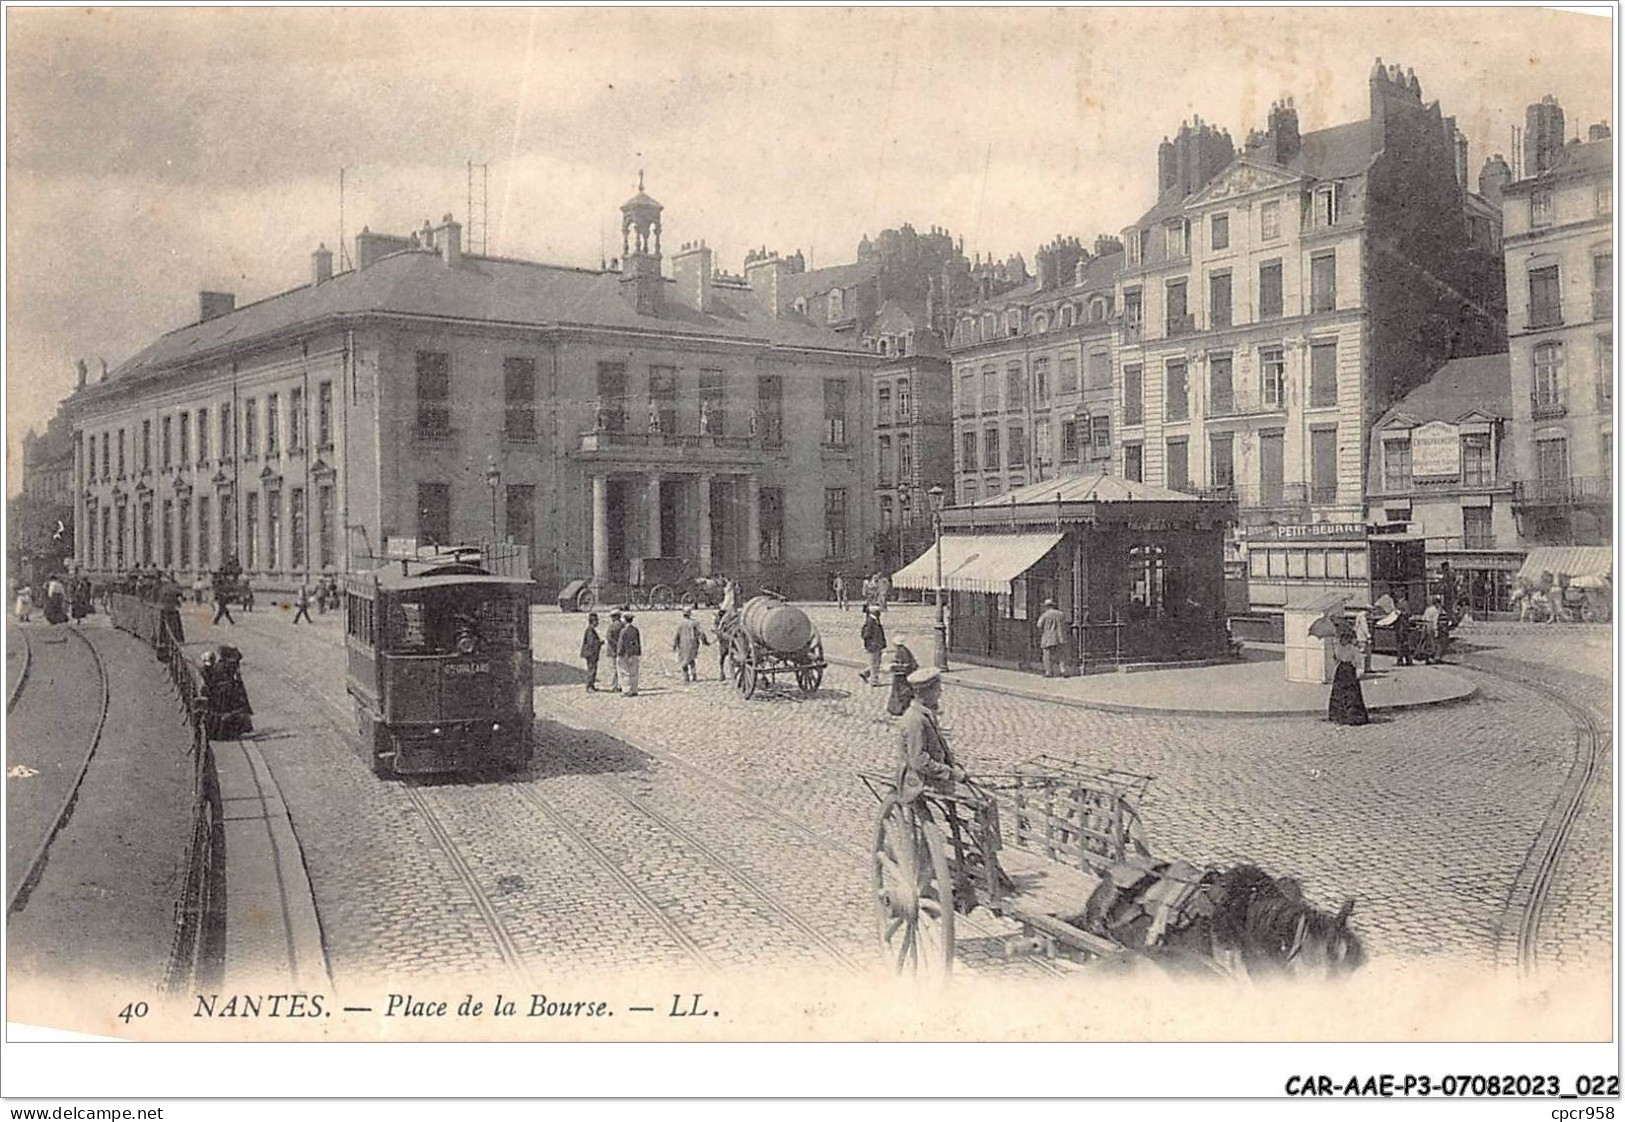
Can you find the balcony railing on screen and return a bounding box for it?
[579,427,766,454]
[1513,475,1612,505]
[1166,314,1196,337]
[1530,390,1567,419]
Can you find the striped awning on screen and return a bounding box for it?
[891,532,1064,595]
[1516,546,1613,585]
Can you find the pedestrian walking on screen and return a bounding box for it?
[291,584,313,624]
[70,577,92,624]
[605,609,626,692]
[43,576,68,625]
[859,605,887,686]
[618,612,643,697]
[156,573,186,656]
[580,612,603,691]
[1420,597,1443,664]
[832,572,848,611]
[1036,598,1067,678]
[1327,622,1370,726]
[876,573,892,611]
[193,574,209,605]
[211,571,237,626]
[1354,606,1373,674]
[314,582,330,615]
[14,583,33,623]
[886,638,920,717]
[1392,592,1414,666]
[671,608,708,683]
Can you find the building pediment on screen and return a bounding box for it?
[1186,159,1303,207]
[1377,412,1420,432]
[1455,407,1501,425]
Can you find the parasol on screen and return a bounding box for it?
[1571,573,1611,590]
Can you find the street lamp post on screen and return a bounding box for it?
[896,482,911,574]
[485,455,501,543]
[929,483,948,671]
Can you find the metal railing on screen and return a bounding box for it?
[1530,390,1567,419]
[1166,313,1196,337]
[108,593,225,993]
[1513,475,1612,504]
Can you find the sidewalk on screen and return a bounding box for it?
[802,603,1478,717]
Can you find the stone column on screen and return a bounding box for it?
[744,473,761,568]
[698,472,713,576]
[646,473,663,558]
[591,473,609,587]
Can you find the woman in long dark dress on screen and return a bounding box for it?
[1327,623,1369,726]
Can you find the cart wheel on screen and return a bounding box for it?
[736,659,758,699]
[650,585,673,611]
[872,798,954,979]
[679,590,698,610]
[576,586,597,613]
[796,665,823,695]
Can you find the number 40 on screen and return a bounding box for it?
[118,1001,149,1023]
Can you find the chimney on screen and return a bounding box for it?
[1590,122,1612,142]
[1525,95,1567,176]
[1477,154,1512,207]
[745,252,791,319]
[312,243,333,285]
[1035,246,1055,290]
[672,240,716,313]
[1158,137,1176,195]
[199,291,236,323]
[355,226,412,269]
[1270,98,1301,165]
[433,214,462,267]
[1450,123,1469,191]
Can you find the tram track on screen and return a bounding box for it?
[237,616,1067,978]
[7,626,112,917]
[1461,654,1607,974]
[540,696,1071,978]
[245,653,534,990]
[254,638,851,978]
[7,624,33,713]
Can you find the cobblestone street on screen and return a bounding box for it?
[196,600,1611,992]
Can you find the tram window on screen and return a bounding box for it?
[386,591,524,655]
[1266,550,1286,578]
[1307,550,1326,579]
[1327,551,1347,579]
[1286,551,1307,579]
[1347,550,1368,580]
[1249,550,1267,578]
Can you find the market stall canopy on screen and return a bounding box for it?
[892,532,1065,595]
[1515,546,1613,586]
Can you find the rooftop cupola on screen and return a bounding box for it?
[619,171,665,315]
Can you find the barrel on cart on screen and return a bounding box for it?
[721,593,826,699]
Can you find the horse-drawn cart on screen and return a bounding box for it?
[861,757,1150,977]
[861,756,1364,981]
[560,557,725,613]
[721,593,826,699]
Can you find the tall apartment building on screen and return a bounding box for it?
[1107,61,1506,613]
[947,236,1126,504]
[1500,101,1613,547]
[70,182,875,596]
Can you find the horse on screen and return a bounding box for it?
[1072,861,1365,982]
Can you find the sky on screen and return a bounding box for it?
[5,5,1615,493]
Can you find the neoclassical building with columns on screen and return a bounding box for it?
[71,181,875,596]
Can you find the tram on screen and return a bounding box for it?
[343,544,534,778]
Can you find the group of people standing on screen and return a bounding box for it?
[12,574,92,626]
[578,609,646,696]
[831,572,891,612]
[1327,591,1452,727]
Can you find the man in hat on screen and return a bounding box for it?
[580,611,604,691]
[671,607,708,683]
[604,609,626,692]
[1036,597,1067,678]
[618,612,643,697]
[894,667,965,802]
[859,604,887,686]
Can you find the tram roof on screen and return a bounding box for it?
[358,570,536,593]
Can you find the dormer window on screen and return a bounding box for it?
[1165,220,1189,258]
[1005,308,1022,337]
[793,298,808,315]
[827,288,845,322]
[1126,229,1144,265]
[1032,312,1049,334]
[1314,184,1339,227]
[982,312,996,339]
[1531,190,1555,228]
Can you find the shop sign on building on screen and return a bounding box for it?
[1411,420,1460,479]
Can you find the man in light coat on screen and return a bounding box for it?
[604,609,626,692]
[1035,598,1067,678]
[671,608,709,683]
